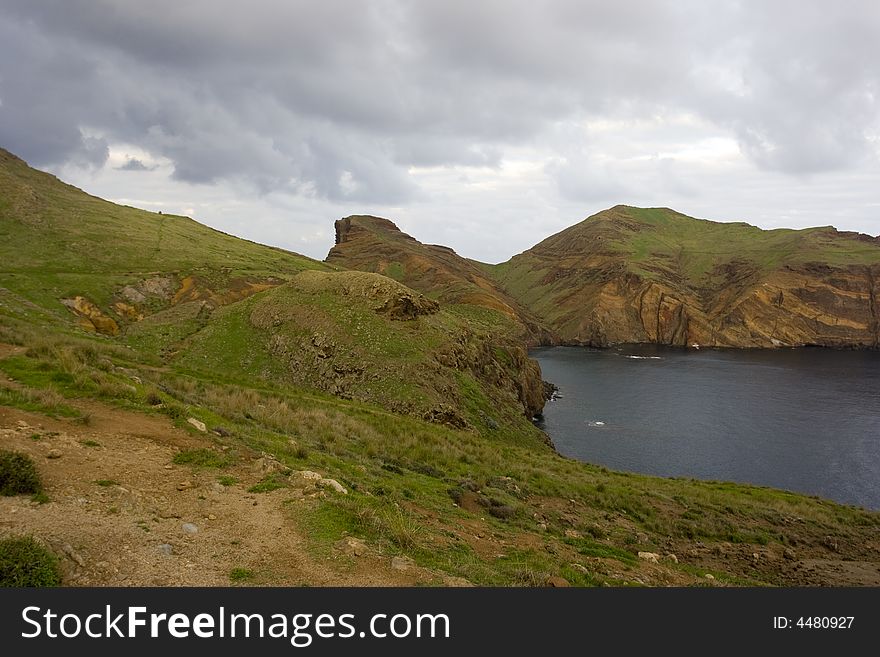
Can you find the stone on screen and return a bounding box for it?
[638,551,660,564]
[570,563,589,575]
[783,547,797,560]
[158,544,173,556]
[176,481,193,491]
[318,478,348,495]
[564,529,580,539]
[822,536,839,553]
[181,522,199,534]
[546,576,570,587]
[158,509,181,519]
[338,536,367,557]
[537,522,548,532]
[297,470,324,481]
[61,544,85,567]
[47,449,62,459]
[704,573,715,580]
[391,556,415,571]
[441,575,473,587]
[664,553,679,564]
[186,417,207,432]
[256,454,287,475]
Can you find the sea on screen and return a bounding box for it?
[532,345,880,509]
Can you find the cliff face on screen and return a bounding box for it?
[327,215,554,345]
[492,206,880,348]
[327,208,880,349]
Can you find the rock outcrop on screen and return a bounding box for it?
[327,215,554,344]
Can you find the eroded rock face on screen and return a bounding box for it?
[327,215,553,344]
[61,296,119,335]
[494,207,880,349]
[524,262,880,348]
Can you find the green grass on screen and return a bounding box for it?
[95,479,119,487]
[0,536,61,587]
[248,474,288,493]
[172,449,232,469]
[0,382,81,418]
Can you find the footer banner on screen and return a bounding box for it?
[1,587,875,654]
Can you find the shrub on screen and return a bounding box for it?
[248,474,287,493]
[229,568,255,582]
[0,536,61,587]
[0,451,42,496]
[172,449,231,468]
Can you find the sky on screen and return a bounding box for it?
[1,0,879,263]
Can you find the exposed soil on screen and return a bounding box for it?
[0,400,444,587]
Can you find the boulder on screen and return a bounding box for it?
[187,418,207,432]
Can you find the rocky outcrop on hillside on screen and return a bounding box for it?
[241,270,548,428]
[327,215,554,345]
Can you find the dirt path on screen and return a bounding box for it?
[0,401,439,586]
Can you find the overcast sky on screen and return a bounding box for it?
[1,1,879,262]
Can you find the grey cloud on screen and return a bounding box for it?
[0,0,878,211]
[117,158,156,172]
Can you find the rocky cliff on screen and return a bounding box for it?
[327,215,554,345]
[492,206,880,348]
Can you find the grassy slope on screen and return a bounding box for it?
[175,270,543,441]
[1,154,878,586]
[0,147,327,322]
[491,205,880,329]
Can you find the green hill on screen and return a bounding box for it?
[0,147,327,336]
[491,205,880,347]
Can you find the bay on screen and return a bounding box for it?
[532,345,880,509]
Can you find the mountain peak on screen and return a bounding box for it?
[334,215,414,245]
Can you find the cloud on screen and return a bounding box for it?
[0,0,878,261]
[116,157,156,172]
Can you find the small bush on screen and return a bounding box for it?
[0,451,42,496]
[172,449,231,468]
[248,474,287,493]
[217,475,237,487]
[159,403,186,420]
[0,536,61,587]
[229,568,255,582]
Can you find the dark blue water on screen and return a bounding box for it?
[532,345,880,509]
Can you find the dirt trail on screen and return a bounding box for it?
[0,401,438,586]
